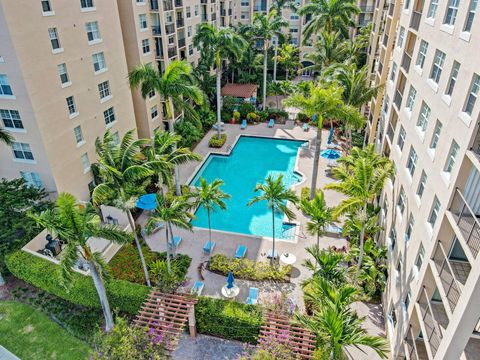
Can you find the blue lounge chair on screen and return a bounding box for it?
[168,236,182,248]
[240,119,247,129]
[203,240,216,254]
[303,123,309,131]
[326,224,343,237]
[191,281,204,296]
[246,287,259,305]
[235,245,247,258]
[268,119,274,128]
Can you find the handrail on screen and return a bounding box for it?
[435,241,462,312]
[451,188,480,257]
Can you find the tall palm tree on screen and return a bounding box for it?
[283,85,364,200]
[92,130,156,287]
[29,193,131,331]
[324,150,393,274]
[276,43,300,81]
[251,10,288,109]
[191,178,230,246]
[302,31,348,74]
[298,0,360,40]
[302,245,345,286]
[129,60,203,195]
[248,175,298,266]
[0,127,13,145]
[145,194,193,273]
[267,81,283,108]
[299,190,333,248]
[193,24,246,138]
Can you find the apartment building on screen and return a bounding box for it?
[367,0,480,358]
[0,0,137,200]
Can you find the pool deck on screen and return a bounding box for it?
[138,120,386,359]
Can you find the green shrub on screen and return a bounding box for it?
[296,113,309,122]
[233,111,240,123]
[301,187,310,202]
[174,119,204,148]
[238,102,256,117]
[199,105,217,131]
[208,133,227,148]
[6,250,149,314]
[208,254,291,282]
[195,297,262,344]
[221,111,232,123]
[246,112,257,123]
[222,96,237,115]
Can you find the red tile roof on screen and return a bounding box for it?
[221,83,258,98]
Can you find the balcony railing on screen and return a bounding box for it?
[405,326,421,360]
[401,52,412,72]
[163,0,173,10]
[155,46,163,59]
[175,0,182,6]
[393,89,403,109]
[418,288,442,357]
[168,46,177,58]
[177,18,184,27]
[201,14,208,21]
[359,4,375,11]
[152,25,161,35]
[387,122,395,142]
[150,0,159,10]
[449,188,480,258]
[178,38,186,48]
[165,23,175,34]
[410,11,422,30]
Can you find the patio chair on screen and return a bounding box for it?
[246,287,259,305]
[168,236,182,249]
[234,245,247,258]
[203,240,216,255]
[268,119,274,128]
[302,123,309,131]
[240,119,247,129]
[191,281,204,296]
[326,224,343,237]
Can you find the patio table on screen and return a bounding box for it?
[221,284,239,298]
[280,253,297,265]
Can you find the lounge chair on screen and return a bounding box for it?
[191,281,204,296]
[203,240,216,254]
[240,119,247,129]
[303,123,309,131]
[326,224,343,237]
[235,245,247,258]
[246,287,259,305]
[266,249,278,259]
[168,236,182,248]
[268,119,274,128]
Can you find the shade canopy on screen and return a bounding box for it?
[226,271,235,289]
[136,193,157,211]
[320,149,341,160]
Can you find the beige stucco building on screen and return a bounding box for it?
[367,0,480,358]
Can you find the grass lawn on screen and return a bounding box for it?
[0,301,91,360]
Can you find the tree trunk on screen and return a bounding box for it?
[286,68,289,81]
[165,224,172,273]
[88,261,114,332]
[127,210,151,287]
[356,204,367,282]
[271,205,275,267]
[167,98,182,197]
[167,221,176,258]
[0,272,5,287]
[262,44,268,110]
[316,233,320,249]
[216,61,222,140]
[207,209,212,245]
[273,38,278,82]
[310,115,323,200]
[276,95,279,109]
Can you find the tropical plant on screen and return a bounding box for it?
[302,31,348,73]
[191,178,230,246]
[0,126,13,145]
[298,190,333,248]
[29,193,132,331]
[276,43,300,80]
[145,194,193,273]
[149,259,184,293]
[193,24,246,139]
[283,85,364,200]
[267,81,283,109]
[248,175,298,266]
[303,246,346,287]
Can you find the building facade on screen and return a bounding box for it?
[367,0,480,358]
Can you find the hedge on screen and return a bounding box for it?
[208,133,227,148]
[195,297,262,344]
[6,250,149,314]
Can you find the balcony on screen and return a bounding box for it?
[177,18,184,27]
[382,34,389,47]
[405,326,429,360]
[410,11,422,30]
[228,8,232,15]
[163,0,173,10]
[201,14,208,21]
[388,2,395,16]
[387,122,396,143]
[211,13,217,21]
[377,61,383,74]
[175,0,182,6]
[201,0,207,3]
[165,23,175,34]
[221,9,226,16]
[168,46,177,58]
[152,25,161,35]
[359,4,374,12]
[150,0,159,11]
[470,127,480,161]
[178,38,186,48]
[401,52,412,72]
[393,90,403,109]
[449,189,480,258]
[418,288,443,357]
[155,45,163,59]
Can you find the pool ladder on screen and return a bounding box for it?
[226,145,233,153]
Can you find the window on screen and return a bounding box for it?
[388,306,397,329]
[427,0,439,18]
[404,290,412,311]
[416,40,429,69]
[112,131,120,145]
[389,227,397,250]
[428,197,441,227]
[148,90,155,98]
[390,62,397,82]
[85,21,101,42]
[194,4,199,15]
[406,147,418,176]
[415,243,425,273]
[103,107,116,125]
[12,142,34,160]
[464,0,478,31]
[241,0,249,5]
[92,52,106,73]
[98,81,111,99]
[398,126,406,150]
[464,74,480,115]
[430,120,443,149]
[74,125,84,144]
[66,96,77,115]
[0,74,13,96]
[48,28,61,50]
[430,49,446,84]
[444,0,460,25]
[41,0,52,12]
[417,102,431,132]
[139,14,147,30]
[405,214,415,241]
[186,6,191,17]
[405,86,417,111]
[187,26,192,37]
[444,140,459,173]
[81,153,90,171]
[142,39,150,54]
[57,63,70,85]
[397,187,406,215]
[81,0,94,8]
[188,44,193,55]
[397,27,405,48]
[0,109,23,129]
[445,61,460,96]
[405,0,411,10]
[151,105,158,119]
[417,171,427,198]
[21,172,42,187]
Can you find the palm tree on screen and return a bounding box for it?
[267,81,283,108]
[324,149,393,274]
[283,84,364,200]
[145,194,193,273]
[29,193,131,331]
[251,10,288,109]
[0,127,13,145]
[193,24,246,138]
[92,130,156,287]
[276,43,300,81]
[302,31,348,74]
[298,0,360,40]
[302,245,345,286]
[248,175,298,266]
[191,178,230,246]
[299,190,333,248]
[129,60,203,195]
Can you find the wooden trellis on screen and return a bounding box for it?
[134,290,198,352]
[260,311,316,359]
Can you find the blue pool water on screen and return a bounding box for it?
[190,136,306,240]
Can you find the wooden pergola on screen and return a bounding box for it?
[134,290,198,352]
[260,311,316,359]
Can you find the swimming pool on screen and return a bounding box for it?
[190,136,306,240]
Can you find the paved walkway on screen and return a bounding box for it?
[172,334,244,360]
